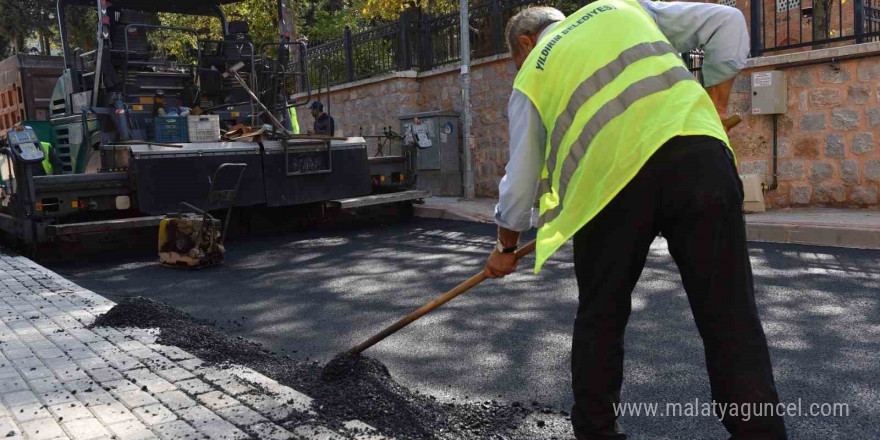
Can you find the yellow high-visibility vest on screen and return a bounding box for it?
[40,142,53,175]
[289,107,300,134]
[514,0,730,272]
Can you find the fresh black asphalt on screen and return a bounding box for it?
[46,217,880,439]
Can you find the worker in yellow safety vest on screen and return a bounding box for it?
[38,142,58,176]
[289,107,300,134]
[483,2,787,439]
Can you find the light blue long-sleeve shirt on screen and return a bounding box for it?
[494,1,749,231]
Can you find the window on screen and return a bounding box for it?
[776,0,801,12]
[718,0,736,7]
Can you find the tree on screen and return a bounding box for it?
[360,0,456,20]
[0,0,55,54]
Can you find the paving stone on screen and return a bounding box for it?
[53,366,90,382]
[28,377,63,393]
[12,355,44,370]
[33,347,65,360]
[123,369,176,394]
[19,417,66,440]
[90,401,137,425]
[153,420,199,440]
[248,421,295,440]
[175,359,203,372]
[179,405,222,427]
[118,329,159,346]
[62,417,111,440]
[21,366,55,380]
[196,391,238,411]
[0,417,20,439]
[89,367,124,384]
[192,416,248,440]
[215,405,267,427]
[47,401,94,421]
[3,348,34,360]
[102,353,142,371]
[175,379,213,396]
[38,387,77,407]
[104,379,139,396]
[66,348,98,361]
[115,340,149,353]
[106,419,159,440]
[83,341,115,354]
[236,394,293,422]
[10,402,51,423]
[126,348,158,361]
[116,390,159,409]
[132,404,177,426]
[42,357,78,371]
[3,390,40,408]
[73,388,117,407]
[153,391,197,412]
[291,425,346,440]
[152,367,194,384]
[140,356,175,372]
[149,346,193,362]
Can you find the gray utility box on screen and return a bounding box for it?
[400,110,461,196]
[751,71,787,115]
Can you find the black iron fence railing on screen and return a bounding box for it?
[304,0,880,89]
[751,0,880,55]
[305,0,594,88]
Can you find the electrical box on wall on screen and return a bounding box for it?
[751,71,787,115]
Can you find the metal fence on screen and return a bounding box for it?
[305,0,880,89]
[305,0,593,88]
[750,0,880,55]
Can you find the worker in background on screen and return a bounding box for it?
[309,101,335,136]
[484,2,787,439]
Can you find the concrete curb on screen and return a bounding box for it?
[414,205,880,251]
[746,222,880,250]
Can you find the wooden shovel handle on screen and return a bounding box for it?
[349,240,537,354]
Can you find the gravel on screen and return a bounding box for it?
[91,297,569,439]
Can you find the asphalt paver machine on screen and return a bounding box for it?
[0,0,426,256]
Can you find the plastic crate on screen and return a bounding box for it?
[153,116,188,143]
[187,115,221,142]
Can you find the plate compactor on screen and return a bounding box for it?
[158,163,247,269]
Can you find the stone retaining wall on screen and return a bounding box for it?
[295,43,880,209]
[729,43,880,208]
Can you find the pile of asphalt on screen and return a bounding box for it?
[91,297,569,439]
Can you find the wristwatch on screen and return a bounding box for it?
[495,240,517,254]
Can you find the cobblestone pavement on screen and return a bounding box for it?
[0,251,384,440]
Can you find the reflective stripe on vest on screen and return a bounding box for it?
[513,0,729,273]
[537,65,694,226]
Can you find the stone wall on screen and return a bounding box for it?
[294,55,517,197]
[729,44,880,208]
[295,43,880,209]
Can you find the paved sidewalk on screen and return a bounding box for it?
[0,251,383,440]
[415,198,880,249]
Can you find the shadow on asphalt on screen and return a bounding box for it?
[44,217,880,440]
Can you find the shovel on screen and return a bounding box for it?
[347,240,537,355]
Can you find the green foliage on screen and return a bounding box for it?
[0,0,55,52]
